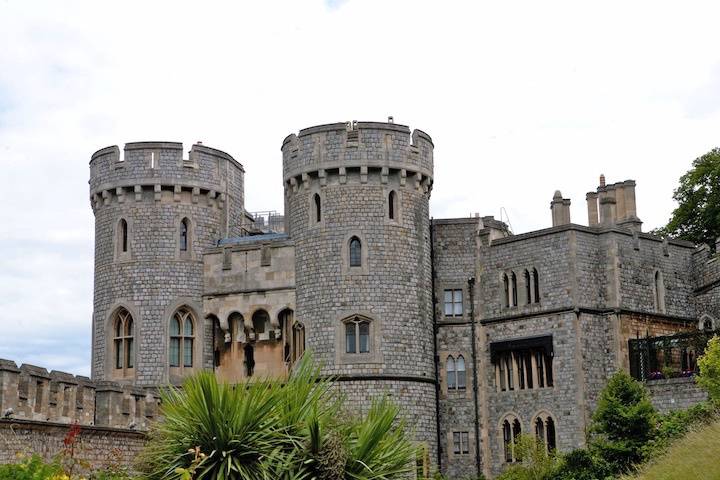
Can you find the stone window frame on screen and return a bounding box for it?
[335,312,383,365]
[169,308,195,369]
[439,284,466,321]
[308,188,325,229]
[653,269,666,313]
[164,299,203,384]
[341,232,369,276]
[447,429,474,460]
[498,413,523,463]
[114,217,133,262]
[250,308,272,342]
[385,187,402,225]
[493,349,554,393]
[699,313,716,331]
[531,410,557,453]
[176,215,195,260]
[104,301,140,381]
[439,350,472,399]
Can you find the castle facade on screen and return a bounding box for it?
[8,120,716,478]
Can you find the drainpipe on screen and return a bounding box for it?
[468,275,481,477]
[430,218,442,469]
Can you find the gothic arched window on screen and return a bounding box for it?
[456,355,466,390]
[511,272,518,307]
[447,356,456,390]
[345,315,371,354]
[170,308,194,368]
[524,269,531,304]
[313,193,321,223]
[113,308,134,372]
[533,268,540,304]
[120,219,128,253]
[180,218,189,252]
[388,190,397,220]
[349,237,362,267]
[503,274,510,308]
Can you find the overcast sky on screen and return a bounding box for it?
[1,0,719,376]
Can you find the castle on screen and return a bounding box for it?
[1,119,719,478]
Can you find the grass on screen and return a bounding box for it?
[626,419,720,480]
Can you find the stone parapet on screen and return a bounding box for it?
[0,360,159,430]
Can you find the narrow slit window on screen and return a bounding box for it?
[524,270,531,304]
[511,272,518,306]
[457,355,466,390]
[120,219,128,253]
[533,268,540,304]
[447,356,456,390]
[349,237,362,267]
[314,193,321,223]
[503,274,509,308]
[388,190,396,220]
[180,218,189,252]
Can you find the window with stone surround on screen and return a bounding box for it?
[388,190,397,220]
[533,268,540,304]
[654,270,666,313]
[444,289,463,317]
[524,270,531,305]
[452,431,470,455]
[511,272,518,306]
[120,219,128,253]
[349,237,362,267]
[115,218,131,261]
[313,193,321,223]
[113,308,134,376]
[533,412,557,453]
[492,336,554,392]
[502,416,522,462]
[170,308,194,369]
[344,315,371,354]
[180,218,189,251]
[502,274,510,308]
[252,310,271,341]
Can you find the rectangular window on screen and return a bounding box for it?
[345,323,356,354]
[444,289,463,317]
[518,352,525,389]
[126,338,134,368]
[536,351,545,388]
[453,431,469,455]
[115,339,123,369]
[170,338,180,367]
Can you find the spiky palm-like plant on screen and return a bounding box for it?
[139,354,417,480]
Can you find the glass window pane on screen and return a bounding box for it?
[170,318,180,336]
[115,339,123,369]
[184,316,193,336]
[453,432,461,454]
[462,432,469,454]
[350,238,361,267]
[170,338,180,367]
[454,290,463,304]
[126,318,133,336]
[359,322,369,353]
[345,323,356,354]
[457,356,466,389]
[126,338,133,368]
[453,297,463,316]
[184,338,193,367]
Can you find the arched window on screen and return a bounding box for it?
[293,322,305,362]
[170,308,194,368]
[502,415,522,463]
[120,219,128,253]
[511,272,518,307]
[503,274,509,308]
[446,356,456,390]
[456,355,466,390]
[533,268,540,304]
[533,413,557,453]
[349,237,362,267]
[313,193,321,223]
[524,270,531,305]
[113,308,134,373]
[180,218,189,252]
[252,310,270,337]
[345,315,371,354]
[655,271,666,313]
[702,316,714,331]
[388,190,397,220]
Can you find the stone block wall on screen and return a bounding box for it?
[693,247,720,326]
[0,419,146,473]
[89,141,244,387]
[0,360,159,430]
[646,377,709,413]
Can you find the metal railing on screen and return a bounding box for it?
[629,329,718,381]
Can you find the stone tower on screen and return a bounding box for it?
[282,121,438,459]
[89,141,244,387]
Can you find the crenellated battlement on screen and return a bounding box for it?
[89,141,244,200]
[281,120,434,192]
[0,359,159,430]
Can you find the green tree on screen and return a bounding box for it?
[590,371,657,473]
[697,335,720,401]
[138,353,418,480]
[662,148,720,250]
[496,434,560,480]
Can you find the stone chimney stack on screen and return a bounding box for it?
[587,175,642,231]
[550,190,571,226]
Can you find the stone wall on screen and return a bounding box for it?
[0,419,146,473]
[646,377,709,413]
[0,359,159,431]
[89,141,245,387]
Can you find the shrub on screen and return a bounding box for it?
[590,371,657,473]
[552,448,612,480]
[0,454,64,480]
[697,335,720,401]
[495,434,560,480]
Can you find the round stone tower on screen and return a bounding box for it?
[282,121,437,459]
[89,141,244,387]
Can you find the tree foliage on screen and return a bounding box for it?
[138,353,418,480]
[662,147,720,249]
[697,335,720,401]
[589,371,656,473]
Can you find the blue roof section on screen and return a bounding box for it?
[217,233,290,246]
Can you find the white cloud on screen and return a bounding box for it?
[1,0,719,375]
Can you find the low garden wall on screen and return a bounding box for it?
[646,376,708,413]
[0,418,147,472]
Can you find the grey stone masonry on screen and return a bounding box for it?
[89,141,244,387]
[282,121,438,466]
